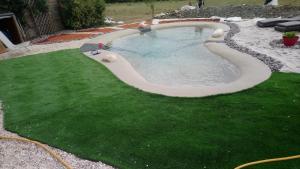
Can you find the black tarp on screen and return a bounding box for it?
[0,12,25,44]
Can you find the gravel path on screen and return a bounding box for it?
[224,22,283,72]
[0,102,115,169]
[231,19,300,73]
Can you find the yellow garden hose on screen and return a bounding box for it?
[235,154,300,169]
[1,136,300,169]
[0,136,73,169]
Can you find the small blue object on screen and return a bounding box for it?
[91,50,101,55]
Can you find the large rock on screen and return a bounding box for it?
[265,0,278,6]
[180,5,196,11]
[212,29,224,38]
[102,53,117,62]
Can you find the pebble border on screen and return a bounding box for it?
[224,22,284,72]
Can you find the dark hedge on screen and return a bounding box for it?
[58,0,105,29]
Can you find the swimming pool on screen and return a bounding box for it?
[83,22,271,97]
[108,27,240,87]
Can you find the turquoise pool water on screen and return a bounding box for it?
[108,27,240,87]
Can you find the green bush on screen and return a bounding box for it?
[283,32,297,38]
[58,0,105,29]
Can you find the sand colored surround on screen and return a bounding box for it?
[82,22,271,97]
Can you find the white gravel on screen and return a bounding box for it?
[0,102,115,169]
[232,19,300,73]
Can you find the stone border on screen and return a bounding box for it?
[82,22,271,97]
[224,22,284,72]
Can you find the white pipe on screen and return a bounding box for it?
[0,31,15,50]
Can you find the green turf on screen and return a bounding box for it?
[0,49,299,169]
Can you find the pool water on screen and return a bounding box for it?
[108,27,240,87]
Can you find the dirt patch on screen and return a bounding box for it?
[118,23,141,29]
[33,34,98,44]
[77,28,118,33]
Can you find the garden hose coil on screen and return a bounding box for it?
[1,135,300,169]
[235,154,300,169]
[0,136,73,169]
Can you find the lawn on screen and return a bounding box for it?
[105,0,300,22]
[0,49,300,169]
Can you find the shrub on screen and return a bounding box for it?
[58,0,105,29]
[283,32,297,38]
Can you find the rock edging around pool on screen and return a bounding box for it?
[81,22,271,97]
[224,23,283,72]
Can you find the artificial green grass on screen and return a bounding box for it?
[0,49,299,169]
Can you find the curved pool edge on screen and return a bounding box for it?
[82,22,272,97]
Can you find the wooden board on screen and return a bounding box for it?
[0,41,8,54]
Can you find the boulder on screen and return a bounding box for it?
[180,5,196,11]
[212,29,224,38]
[225,17,243,22]
[155,13,166,18]
[102,53,117,62]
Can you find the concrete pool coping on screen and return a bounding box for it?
[82,22,271,97]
